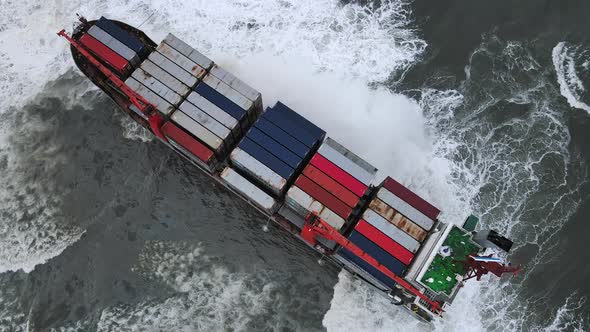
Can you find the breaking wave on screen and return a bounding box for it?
[552,41,590,114]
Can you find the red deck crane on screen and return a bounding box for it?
[57,28,167,141]
[301,213,444,315]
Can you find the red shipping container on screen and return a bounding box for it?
[295,175,352,219]
[355,219,414,265]
[79,34,129,73]
[382,177,440,220]
[162,122,214,163]
[310,153,368,197]
[303,165,359,208]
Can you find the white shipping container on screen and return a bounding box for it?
[376,188,434,231]
[203,75,254,113]
[179,101,231,144]
[209,64,262,105]
[125,77,175,115]
[171,110,224,152]
[131,68,182,106]
[148,52,198,88]
[163,33,213,70]
[140,60,190,97]
[220,167,277,211]
[230,148,286,195]
[323,138,378,175]
[186,92,240,138]
[88,25,139,65]
[318,143,375,186]
[156,42,207,79]
[286,186,346,230]
[362,209,420,253]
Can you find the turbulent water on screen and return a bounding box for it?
[0,0,588,331]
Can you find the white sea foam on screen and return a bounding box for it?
[552,42,590,114]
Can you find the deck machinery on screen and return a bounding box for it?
[58,16,521,322]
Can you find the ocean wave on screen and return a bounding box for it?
[552,42,590,114]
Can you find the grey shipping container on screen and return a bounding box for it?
[125,77,175,115]
[203,75,254,120]
[368,198,428,242]
[318,142,376,186]
[362,209,420,253]
[171,110,225,154]
[163,33,213,70]
[230,148,286,195]
[88,25,140,66]
[376,187,434,231]
[156,42,207,80]
[140,60,190,97]
[286,186,346,230]
[186,92,241,141]
[178,101,232,145]
[209,64,262,112]
[322,138,377,175]
[148,51,198,88]
[220,167,277,211]
[131,68,183,106]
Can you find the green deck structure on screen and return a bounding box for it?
[420,226,481,295]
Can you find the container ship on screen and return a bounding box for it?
[57,16,521,322]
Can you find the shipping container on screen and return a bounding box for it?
[369,198,427,242]
[318,141,376,186]
[161,121,214,165]
[186,92,241,141]
[171,110,225,154]
[262,108,321,148]
[362,210,420,253]
[338,248,397,289]
[131,68,182,106]
[203,75,254,118]
[294,175,352,219]
[156,42,207,79]
[194,83,247,126]
[382,177,440,220]
[140,60,190,97]
[209,64,262,112]
[355,220,414,265]
[79,34,129,73]
[322,138,378,176]
[302,165,359,208]
[163,33,213,70]
[348,231,407,276]
[87,25,139,65]
[125,77,175,115]
[96,17,146,55]
[376,187,435,231]
[254,118,309,158]
[270,102,325,138]
[309,153,368,197]
[220,167,277,211]
[178,101,232,146]
[238,138,294,180]
[285,186,346,230]
[148,51,198,88]
[246,127,302,169]
[230,148,286,195]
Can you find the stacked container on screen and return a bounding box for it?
[79,16,148,74]
[229,102,325,196]
[282,137,377,232]
[338,176,440,288]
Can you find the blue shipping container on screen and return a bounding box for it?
[339,248,396,289]
[238,138,294,180]
[271,102,325,138]
[254,118,310,159]
[246,127,302,169]
[348,231,407,277]
[96,17,146,55]
[262,109,319,148]
[195,83,247,123]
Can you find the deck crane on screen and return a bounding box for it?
[301,213,445,315]
[57,28,167,141]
